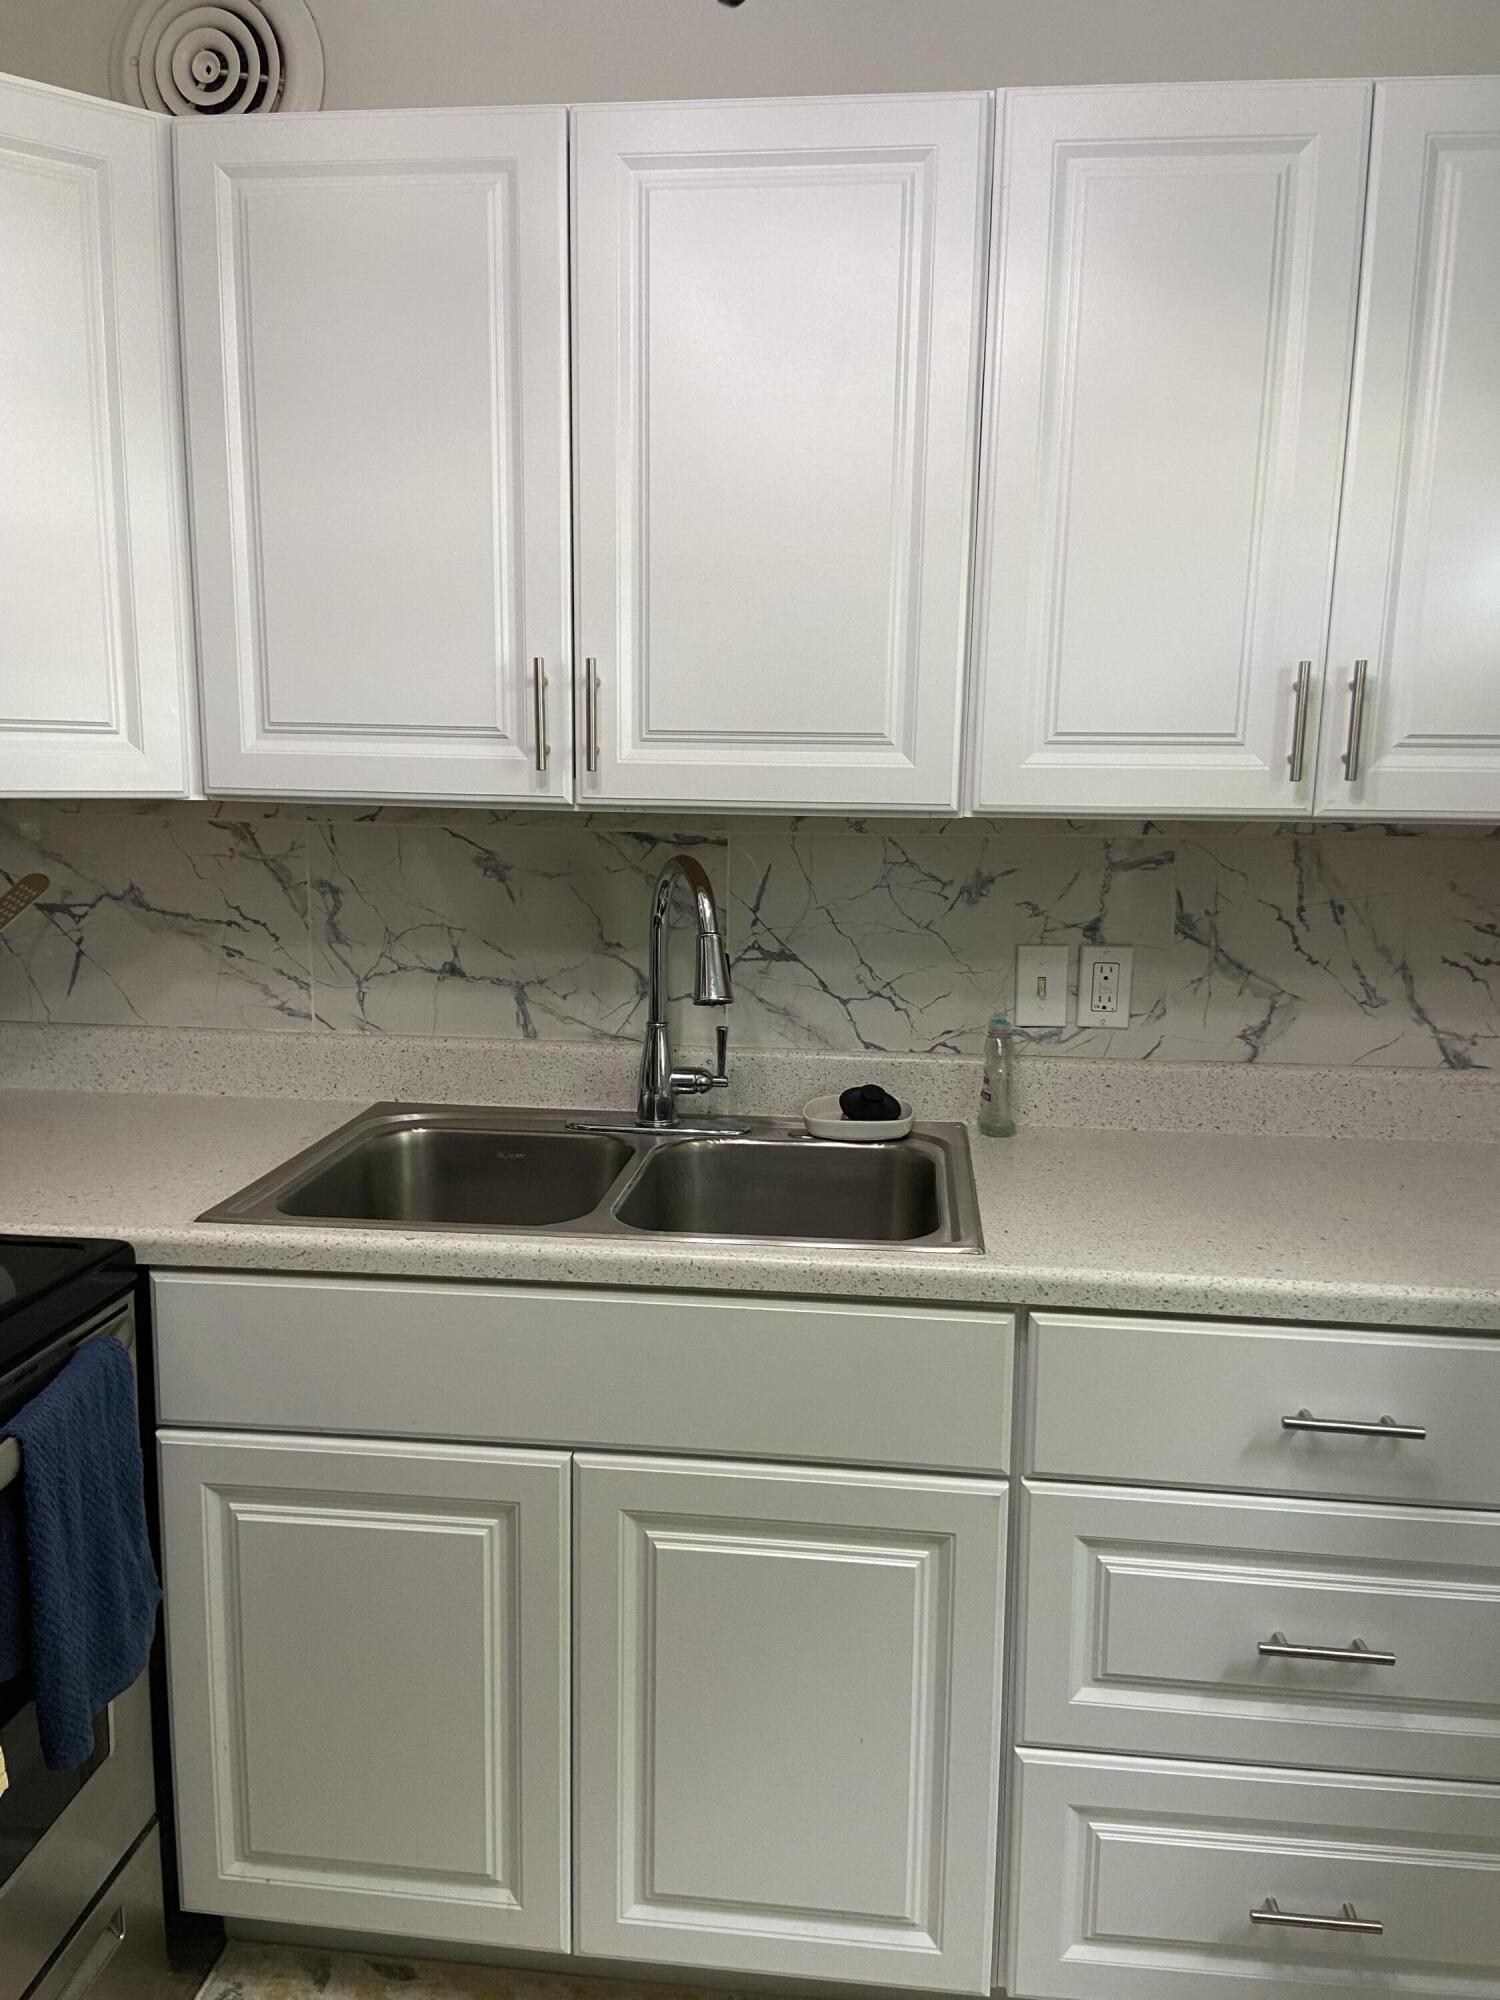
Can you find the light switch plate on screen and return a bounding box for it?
[1014,945,1070,1027]
[1079,945,1133,1026]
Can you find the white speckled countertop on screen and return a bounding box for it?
[2,1080,1498,1330]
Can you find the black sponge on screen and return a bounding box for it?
[838,1083,902,1123]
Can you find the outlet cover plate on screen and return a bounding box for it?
[1014,945,1070,1027]
[1079,945,1133,1027]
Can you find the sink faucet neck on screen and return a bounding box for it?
[638,854,732,1128]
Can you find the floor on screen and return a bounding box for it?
[195,1944,748,2000]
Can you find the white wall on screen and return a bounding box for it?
[5,0,1500,109]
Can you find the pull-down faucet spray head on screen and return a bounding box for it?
[694,928,733,1005]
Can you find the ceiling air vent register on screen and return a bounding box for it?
[112,0,325,114]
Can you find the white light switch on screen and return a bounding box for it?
[1079,945,1134,1026]
[1014,945,1069,1027]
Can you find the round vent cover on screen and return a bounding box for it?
[112,0,325,114]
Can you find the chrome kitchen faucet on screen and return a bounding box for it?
[635,853,733,1127]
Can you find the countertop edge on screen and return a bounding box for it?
[104,1223,1500,1333]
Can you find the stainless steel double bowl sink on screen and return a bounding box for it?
[202,1103,982,1254]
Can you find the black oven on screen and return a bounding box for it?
[0,1681,108,1893]
[0,1240,162,2000]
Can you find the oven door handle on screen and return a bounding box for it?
[0,1314,135,1495]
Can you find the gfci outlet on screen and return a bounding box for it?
[1079,945,1133,1027]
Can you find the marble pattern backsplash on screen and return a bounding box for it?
[1,801,1497,1070]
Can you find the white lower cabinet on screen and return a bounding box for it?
[573,1454,1008,1993]
[1010,1747,1500,2000]
[1011,1306,1500,2000]
[155,1418,1009,1991]
[157,1287,1500,1997]
[153,1278,1013,1991]
[158,1431,571,1949]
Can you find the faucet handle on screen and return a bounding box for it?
[666,1019,730,1101]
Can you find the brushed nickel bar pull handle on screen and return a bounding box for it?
[532,657,549,774]
[1258,1632,1396,1666]
[584,658,601,776]
[1288,660,1313,782]
[1342,658,1369,781]
[1251,1899,1382,1936]
[1282,1409,1426,1440]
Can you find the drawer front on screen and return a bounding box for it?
[30,1829,168,2000]
[152,1273,1013,1473]
[1011,1748,1500,2000]
[30,1832,170,2000]
[1022,1481,1500,1781]
[1029,1312,1500,1507]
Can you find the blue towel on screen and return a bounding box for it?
[0,1338,161,1769]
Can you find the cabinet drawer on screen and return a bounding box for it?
[153,1273,1013,1473]
[1029,1312,1500,1506]
[1010,1748,1500,2000]
[1022,1481,1500,1780]
[31,1828,168,2000]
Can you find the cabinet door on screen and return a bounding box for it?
[176,109,571,801]
[572,95,988,810]
[1317,79,1500,819]
[575,1453,1007,1992]
[970,83,1369,816]
[159,1430,570,1949]
[0,75,195,795]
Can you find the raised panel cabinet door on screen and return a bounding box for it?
[158,1430,570,1948]
[1317,79,1500,819]
[574,1453,1007,1992]
[572,94,989,810]
[970,83,1370,816]
[0,74,195,795]
[175,108,571,800]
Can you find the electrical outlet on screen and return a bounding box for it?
[1079,945,1133,1027]
[1014,945,1070,1027]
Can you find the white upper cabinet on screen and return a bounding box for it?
[1317,78,1500,819]
[970,82,1370,817]
[572,94,989,810]
[175,108,571,801]
[0,73,195,796]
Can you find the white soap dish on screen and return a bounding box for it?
[802,1092,914,1142]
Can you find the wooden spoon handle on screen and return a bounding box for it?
[0,872,49,934]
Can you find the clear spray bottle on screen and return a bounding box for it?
[977,1011,1016,1138]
